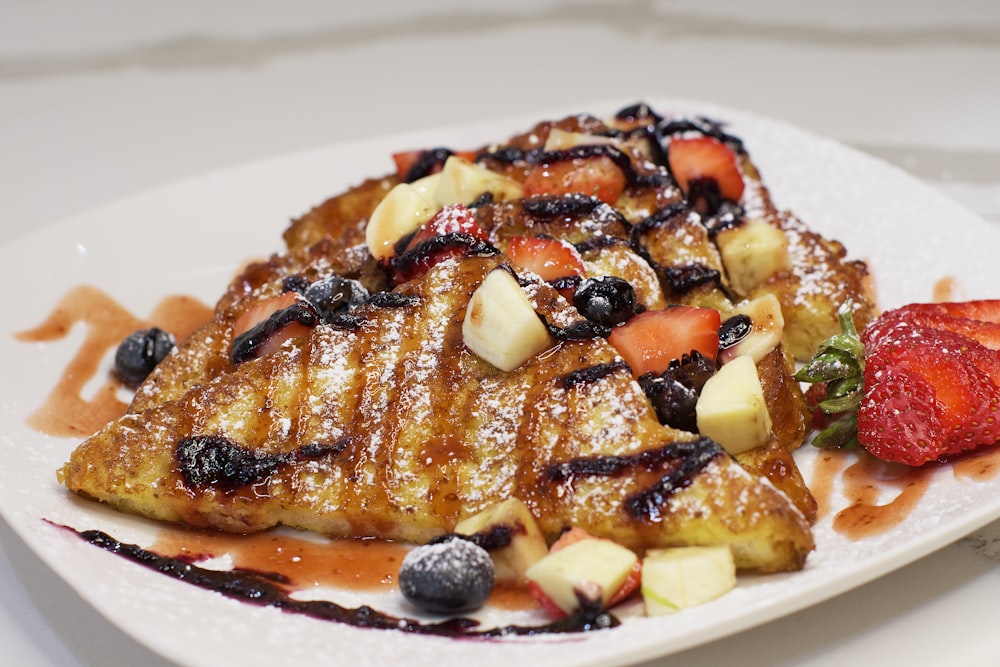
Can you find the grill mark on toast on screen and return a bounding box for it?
[544,437,724,519]
[176,435,351,490]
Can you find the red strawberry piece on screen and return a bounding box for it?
[522,154,627,205]
[667,136,745,213]
[608,306,721,378]
[405,203,489,252]
[506,235,586,283]
[230,291,314,362]
[392,205,494,285]
[232,291,300,339]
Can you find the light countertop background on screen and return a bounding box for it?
[2,1,999,665]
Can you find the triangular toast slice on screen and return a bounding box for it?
[62,253,813,573]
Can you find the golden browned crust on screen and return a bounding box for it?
[62,104,883,577]
[63,255,813,572]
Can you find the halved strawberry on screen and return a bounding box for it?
[522,154,627,205]
[506,235,586,283]
[667,136,745,213]
[404,203,489,252]
[608,306,722,378]
[798,300,1000,466]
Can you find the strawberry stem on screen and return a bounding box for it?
[794,300,864,449]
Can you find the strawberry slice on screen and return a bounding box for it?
[867,301,1000,352]
[404,203,489,252]
[798,300,1000,466]
[391,205,495,285]
[506,235,586,283]
[608,306,722,378]
[667,136,745,213]
[522,154,627,205]
[230,291,315,363]
[232,291,300,339]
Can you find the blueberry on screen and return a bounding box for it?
[573,276,637,327]
[114,327,176,388]
[638,351,717,431]
[398,535,495,614]
[303,275,368,323]
[718,314,752,350]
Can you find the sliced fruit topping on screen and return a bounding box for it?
[715,218,790,295]
[453,498,548,582]
[525,529,640,617]
[608,306,721,378]
[434,155,524,206]
[113,327,176,388]
[462,268,554,372]
[641,546,736,615]
[392,233,498,286]
[798,299,1000,466]
[507,235,586,283]
[667,136,745,214]
[365,182,439,261]
[404,203,490,252]
[230,292,318,364]
[696,354,772,455]
[523,148,628,205]
[542,128,617,151]
[572,276,638,327]
[398,534,495,614]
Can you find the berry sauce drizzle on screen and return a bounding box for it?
[58,524,619,638]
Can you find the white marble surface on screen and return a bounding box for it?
[2,1,999,665]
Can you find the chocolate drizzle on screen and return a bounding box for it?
[60,525,618,638]
[561,361,631,390]
[543,318,611,342]
[368,292,420,309]
[660,264,722,293]
[521,193,605,219]
[401,147,455,182]
[534,144,640,184]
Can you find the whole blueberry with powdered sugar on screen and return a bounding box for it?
[398,535,495,614]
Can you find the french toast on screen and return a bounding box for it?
[62,254,813,572]
[61,102,877,582]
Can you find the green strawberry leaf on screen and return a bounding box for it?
[796,300,865,450]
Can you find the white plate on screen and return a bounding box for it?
[2,98,999,667]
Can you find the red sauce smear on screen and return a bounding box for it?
[151,526,538,610]
[15,285,210,437]
[809,448,932,539]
